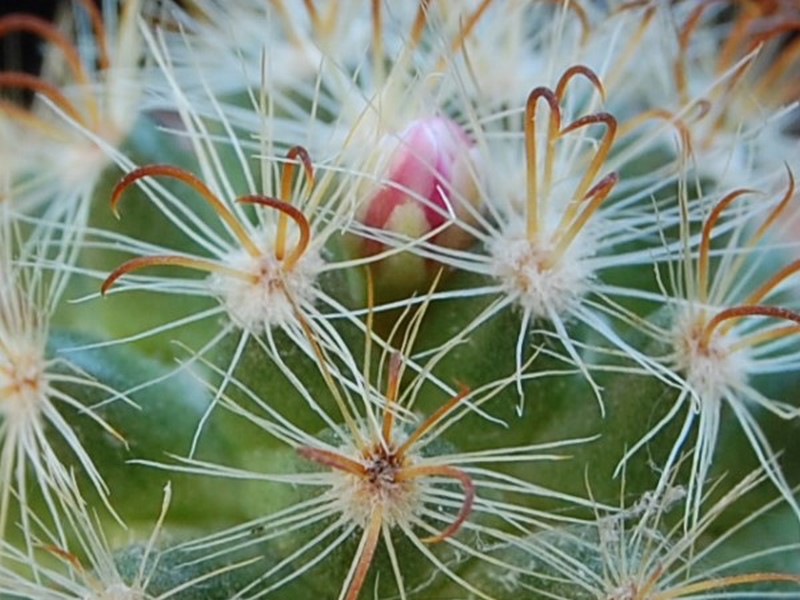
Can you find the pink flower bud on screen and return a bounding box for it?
[359,117,481,257]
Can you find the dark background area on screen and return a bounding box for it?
[1,0,61,81]
[0,0,58,17]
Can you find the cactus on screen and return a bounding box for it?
[1,1,800,598]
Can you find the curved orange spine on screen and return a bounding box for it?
[395,385,470,459]
[697,188,757,303]
[276,146,314,261]
[618,107,697,158]
[547,0,590,46]
[448,0,493,55]
[525,87,561,240]
[674,1,725,104]
[0,14,97,122]
[111,165,260,258]
[397,464,475,543]
[370,0,384,83]
[751,167,795,245]
[731,324,800,353]
[745,21,800,55]
[100,255,255,295]
[301,0,320,32]
[76,0,110,70]
[238,195,311,271]
[409,0,433,49]
[381,352,403,446]
[702,305,800,351]
[716,2,759,74]
[554,65,605,104]
[296,447,367,476]
[0,100,68,139]
[551,171,619,263]
[755,36,800,98]
[0,72,86,127]
[0,14,88,86]
[655,573,800,600]
[744,260,800,307]
[560,112,618,206]
[343,509,383,600]
[43,545,85,573]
